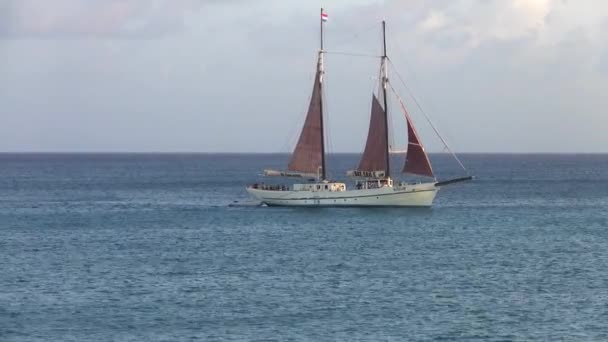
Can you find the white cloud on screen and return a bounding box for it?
[418,11,447,32]
[373,0,608,67]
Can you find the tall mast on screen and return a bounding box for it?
[319,8,327,180]
[382,20,390,178]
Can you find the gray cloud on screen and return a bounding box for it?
[0,0,607,152]
[0,0,206,38]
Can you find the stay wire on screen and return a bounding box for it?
[328,22,379,51]
[387,58,468,173]
[324,51,381,58]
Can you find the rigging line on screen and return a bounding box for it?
[323,73,334,179]
[387,84,398,153]
[388,83,437,182]
[324,51,381,58]
[284,71,316,154]
[384,62,398,154]
[328,22,379,50]
[389,37,451,142]
[388,37,466,164]
[351,76,378,172]
[386,67,469,173]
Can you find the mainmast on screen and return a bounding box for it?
[351,20,391,177]
[381,20,390,178]
[318,8,327,180]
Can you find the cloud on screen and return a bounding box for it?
[0,0,390,39]
[0,0,203,38]
[407,0,550,48]
[369,0,607,68]
[1,0,607,152]
[417,11,447,32]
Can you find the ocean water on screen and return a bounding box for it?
[1,153,607,341]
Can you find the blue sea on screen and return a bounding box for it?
[1,153,607,341]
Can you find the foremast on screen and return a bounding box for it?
[267,8,328,180]
[381,20,390,179]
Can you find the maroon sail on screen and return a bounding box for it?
[403,113,434,178]
[356,95,388,172]
[288,69,323,174]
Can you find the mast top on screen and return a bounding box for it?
[320,8,326,51]
[382,21,387,58]
[356,20,391,178]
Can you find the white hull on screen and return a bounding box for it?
[247,182,438,207]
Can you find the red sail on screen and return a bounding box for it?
[288,70,323,174]
[403,114,434,178]
[357,95,388,172]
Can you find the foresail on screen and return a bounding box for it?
[288,69,323,174]
[402,110,434,178]
[356,95,388,173]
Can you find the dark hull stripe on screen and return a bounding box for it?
[259,188,436,201]
[265,203,433,208]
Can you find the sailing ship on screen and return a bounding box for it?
[247,9,472,207]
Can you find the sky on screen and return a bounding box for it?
[1,0,607,153]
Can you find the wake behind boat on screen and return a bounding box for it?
[247,9,472,207]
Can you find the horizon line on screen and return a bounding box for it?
[1,151,608,155]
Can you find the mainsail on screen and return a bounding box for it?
[357,94,388,173]
[264,9,327,180]
[287,57,325,176]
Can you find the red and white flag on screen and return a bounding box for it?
[321,12,328,22]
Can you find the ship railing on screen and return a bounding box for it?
[249,183,290,191]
